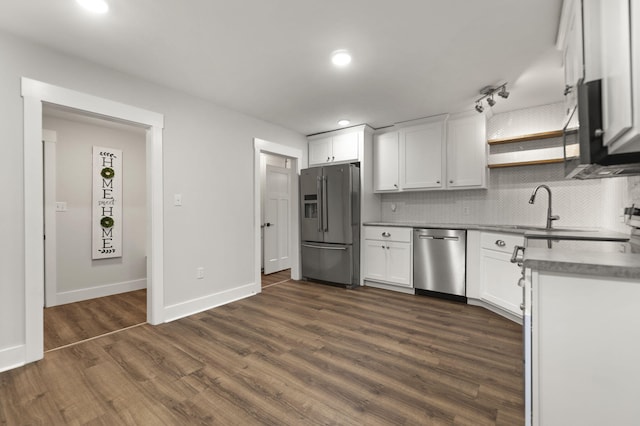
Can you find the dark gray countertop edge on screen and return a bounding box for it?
[523,248,640,280]
[363,222,630,241]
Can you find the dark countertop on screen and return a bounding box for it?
[523,248,640,280]
[363,222,630,241]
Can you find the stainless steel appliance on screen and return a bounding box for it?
[413,228,466,302]
[564,79,640,179]
[300,163,360,288]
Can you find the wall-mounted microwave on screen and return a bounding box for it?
[564,79,640,179]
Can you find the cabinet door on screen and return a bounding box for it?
[600,0,633,147]
[363,239,387,282]
[373,132,399,191]
[400,121,444,189]
[331,132,359,163]
[309,137,331,166]
[480,249,523,316]
[385,241,412,287]
[446,113,486,189]
[562,0,583,124]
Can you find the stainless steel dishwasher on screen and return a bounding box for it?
[413,229,467,302]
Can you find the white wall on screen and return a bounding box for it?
[43,113,147,303]
[0,30,307,364]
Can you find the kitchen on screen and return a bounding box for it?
[1,0,640,425]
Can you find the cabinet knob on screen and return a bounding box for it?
[520,303,525,311]
[332,156,335,161]
[436,180,440,184]
[594,129,604,138]
[326,156,330,162]
[393,183,398,188]
[564,84,573,96]
[495,240,506,247]
[449,180,453,184]
[517,278,524,288]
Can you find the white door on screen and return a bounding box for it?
[263,165,292,274]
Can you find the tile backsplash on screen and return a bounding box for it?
[380,162,605,228]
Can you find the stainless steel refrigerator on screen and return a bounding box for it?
[300,163,360,288]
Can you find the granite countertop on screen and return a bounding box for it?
[363,222,630,241]
[523,248,640,280]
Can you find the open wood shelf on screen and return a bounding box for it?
[488,158,565,169]
[487,129,567,145]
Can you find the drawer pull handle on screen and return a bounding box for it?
[381,232,391,237]
[495,240,506,247]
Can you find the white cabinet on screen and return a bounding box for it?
[373,114,486,193]
[363,226,412,288]
[446,112,487,189]
[373,131,399,191]
[479,232,523,318]
[308,130,359,166]
[400,120,444,190]
[526,263,640,426]
[559,0,640,153]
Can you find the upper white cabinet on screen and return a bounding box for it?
[446,112,487,189]
[400,119,445,190]
[373,131,399,191]
[373,114,486,192]
[559,0,640,154]
[308,130,359,166]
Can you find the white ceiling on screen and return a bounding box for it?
[0,0,565,135]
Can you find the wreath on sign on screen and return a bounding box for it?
[100,217,114,228]
[101,167,115,179]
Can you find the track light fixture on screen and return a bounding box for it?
[474,83,509,113]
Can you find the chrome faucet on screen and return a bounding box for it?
[528,184,560,229]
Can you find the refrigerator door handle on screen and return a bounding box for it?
[316,176,323,233]
[322,175,329,232]
[302,244,347,251]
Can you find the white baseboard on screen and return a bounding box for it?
[0,345,25,373]
[54,278,147,306]
[163,283,257,323]
[364,280,415,295]
[467,298,522,323]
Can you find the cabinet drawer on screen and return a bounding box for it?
[481,232,524,254]
[364,226,411,243]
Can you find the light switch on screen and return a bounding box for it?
[174,194,182,206]
[55,202,67,212]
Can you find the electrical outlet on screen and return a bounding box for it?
[463,207,471,215]
[196,267,204,279]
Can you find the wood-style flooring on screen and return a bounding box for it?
[44,289,147,351]
[2,280,523,425]
[261,268,291,288]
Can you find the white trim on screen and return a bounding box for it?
[55,279,147,306]
[364,281,415,295]
[467,298,522,323]
[0,345,25,373]
[43,131,57,307]
[21,78,164,368]
[253,138,303,290]
[163,283,256,323]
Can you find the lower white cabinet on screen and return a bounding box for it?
[479,232,524,317]
[363,226,412,288]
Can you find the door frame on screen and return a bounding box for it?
[253,138,302,288]
[22,77,164,364]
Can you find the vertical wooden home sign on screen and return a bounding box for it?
[92,146,122,259]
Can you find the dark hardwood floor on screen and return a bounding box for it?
[261,268,291,288]
[44,289,147,351]
[2,281,523,425]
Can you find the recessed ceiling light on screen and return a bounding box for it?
[338,119,350,126]
[76,0,109,14]
[331,50,352,67]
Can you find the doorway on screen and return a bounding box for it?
[253,139,303,290]
[42,106,148,351]
[22,78,164,364]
